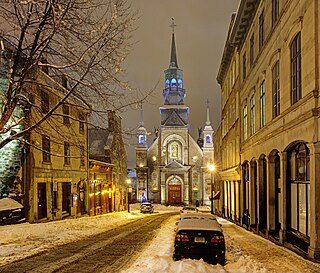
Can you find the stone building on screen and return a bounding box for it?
[22,69,89,222]
[135,27,215,206]
[89,110,128,213]
[216,0,320,260]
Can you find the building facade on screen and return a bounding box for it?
[216,0,320,259]
[22,69,89,222]
[135,28,215,207]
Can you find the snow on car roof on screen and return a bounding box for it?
[180,212,216,221]
[177,217,223,232]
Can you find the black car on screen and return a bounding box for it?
[173,213,225,264]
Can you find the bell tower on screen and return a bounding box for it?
[160,19,189,128]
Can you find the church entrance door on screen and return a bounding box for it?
[168,184,181,204]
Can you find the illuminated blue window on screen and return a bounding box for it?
[178,79,183,88]
[165,79,170,88]
[171,78,177,88]
[206,135,211,143]
[139,135,145,144]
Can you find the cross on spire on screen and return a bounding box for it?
[170,18,176,34]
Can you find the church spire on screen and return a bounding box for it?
[206,99,211,126]
[137,102,147,148]
[139,102,144,126]
[169,18,178,68]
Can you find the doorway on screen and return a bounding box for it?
[37,183,47,219]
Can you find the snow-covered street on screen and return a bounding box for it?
[1,204,320,272]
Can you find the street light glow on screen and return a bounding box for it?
[126,178,131,185]
[207,163,215,172]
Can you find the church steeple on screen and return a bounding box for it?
[169,18,178,68]
[137,103,147,148]
[202,99,214,148]
[162,19,186,106]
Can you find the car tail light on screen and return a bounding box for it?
[210,235,224,243]
[175,234,189,242]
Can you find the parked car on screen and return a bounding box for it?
[140,202,154,214]
[179,206,196,218]
[196,206,211,214]
[0,197,25,225]
[173,213,225,264]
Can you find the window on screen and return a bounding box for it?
[259,11,265,49]
[289,143,310,237]
[250,94,255,136]
[291,32,302,105]
[41,91,49,113]
[243,52,247,81]
[243,105,248,140]
[42,135,51,162]
[79,113,85,133]
[272,61,280,118]
[64,142,70,165]
[250,33,254,67]
[272,0,279,26]
[260,81,266,128]
[62,104,70,125]
[80,146,85,166]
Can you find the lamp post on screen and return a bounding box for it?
[126,179,132,213]
[207,163,215,214]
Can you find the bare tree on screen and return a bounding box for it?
[0,0,147,195]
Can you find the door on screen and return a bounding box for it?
[37,183,47,219]
[62,182,71,215]
[168,184,181,204]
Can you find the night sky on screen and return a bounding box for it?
[122,0,239,168]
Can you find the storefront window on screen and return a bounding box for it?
[289,142,310,237]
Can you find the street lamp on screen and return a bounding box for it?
[207,163,215,214]
[126,179,132,213]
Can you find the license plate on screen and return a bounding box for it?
[194,237,205,243]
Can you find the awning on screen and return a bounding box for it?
[0,198,23,212]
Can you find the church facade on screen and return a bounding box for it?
[135,27,215,206]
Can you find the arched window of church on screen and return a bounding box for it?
[165,79,170,89]
[178,79,183,89]
[171,78,177,90]
[206,135,211,143]
[138,135,145,144]
[168,141,181,162]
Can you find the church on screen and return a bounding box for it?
[135,23,215,206]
